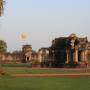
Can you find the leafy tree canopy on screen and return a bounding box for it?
[0,0,4,16]
[0,40,7,52]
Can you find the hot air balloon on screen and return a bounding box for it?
[20,32,28,41]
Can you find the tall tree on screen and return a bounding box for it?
[0,0,5,75]
[0,40,7,52]
[0,0,4,16]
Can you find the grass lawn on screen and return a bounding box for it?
[3,67,90,74]
[0,67,90,90]
[0,76,90,90]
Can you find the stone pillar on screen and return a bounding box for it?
[38,53,42,63]
[66,50,69,63]
[70,49,74,62]
[84,50,88,61]
[81,50,88,62]
[74,49,78,62]
[81,51,84,61]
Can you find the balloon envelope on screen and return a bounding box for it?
[20,32,28,40]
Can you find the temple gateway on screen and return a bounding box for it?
[49,33,90,67]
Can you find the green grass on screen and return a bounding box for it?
[2,63,32,67]
[0,76,90,90]
[3,67,90,74]
[0,67,90,90]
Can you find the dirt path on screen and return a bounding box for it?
[12,73,90,77]
[14,68,85,70]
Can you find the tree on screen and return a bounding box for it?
[0,40,7,52]
[0,40,7,75]
[0,0,4,16]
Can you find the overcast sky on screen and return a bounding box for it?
[0,0,90,52]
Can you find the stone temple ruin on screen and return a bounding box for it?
[22,45,32,63]
[22,33,90,68]
[0,33,90,68]
[49,33,90,67]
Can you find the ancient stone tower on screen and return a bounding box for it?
[22,45,32,63]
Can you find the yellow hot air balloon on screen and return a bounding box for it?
[20,32,28,41]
